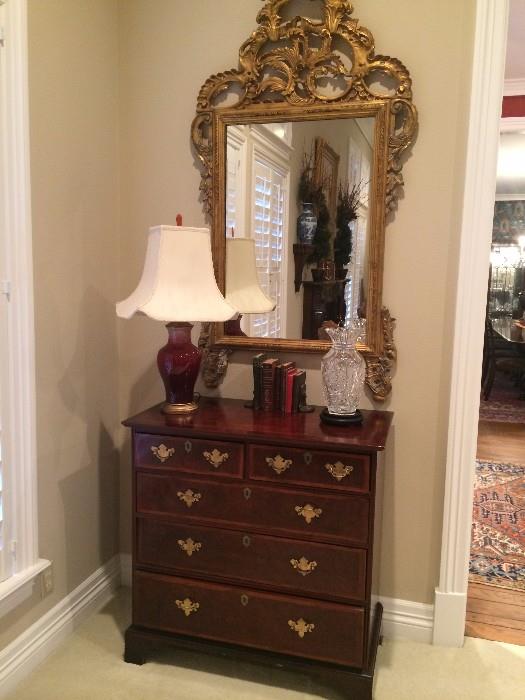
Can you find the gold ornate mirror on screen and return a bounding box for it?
[192,0,417,400]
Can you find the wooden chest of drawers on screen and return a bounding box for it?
[123,398,392,700]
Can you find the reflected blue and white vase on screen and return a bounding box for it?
[297,203,317,244]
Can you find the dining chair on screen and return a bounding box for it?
[482,317,525,400]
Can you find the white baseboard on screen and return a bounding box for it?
[373,595,434,644]
[120,553,132,587]
[0,554,121,698]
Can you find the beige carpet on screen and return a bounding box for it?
[5,589,525,700]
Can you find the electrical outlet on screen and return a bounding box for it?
[41,565,53,596]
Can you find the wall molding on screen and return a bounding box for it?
[503,78,525,96]
[434,0,509,647]
[0,0,40,581]
[0,555,121,698]
[373,596,434,644]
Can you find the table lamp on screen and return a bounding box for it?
[223,237,276,335]
[116,224,235,414]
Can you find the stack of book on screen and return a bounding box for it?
[252,353,307,413]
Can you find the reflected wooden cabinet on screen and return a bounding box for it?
[302,280,347,340]
[123,398,392,700]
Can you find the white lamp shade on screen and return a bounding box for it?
[116,225,236,322]
[225,238,276,313]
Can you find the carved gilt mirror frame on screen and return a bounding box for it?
[192,0,417,400]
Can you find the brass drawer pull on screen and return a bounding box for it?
[295,504,322,524]
[203,449,229,468]
[177,538,202,557]
[288,618,315,638]
[177,489,202,508]
[290,557,317,576]
[150,443,175,463]
[175,598,199,617]
[325,461,354,481]
[266,454,292,475]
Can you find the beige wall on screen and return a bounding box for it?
[118,0,475,606]
[0,0,120,650]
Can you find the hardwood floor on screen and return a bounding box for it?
[477,420,525,462]
[466,583,525,645]
[465,419,525,645]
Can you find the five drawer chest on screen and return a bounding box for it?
[123,398,392,699]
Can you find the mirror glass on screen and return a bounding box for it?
[225,117,374,341]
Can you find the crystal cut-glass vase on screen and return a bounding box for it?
[321,322,366,416]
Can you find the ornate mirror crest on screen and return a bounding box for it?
[192,0,417,401]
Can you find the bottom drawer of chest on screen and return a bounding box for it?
[133,570,365,668]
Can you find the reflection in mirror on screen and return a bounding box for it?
[225,118,374,341]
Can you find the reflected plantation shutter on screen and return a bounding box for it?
[252,157,285,338]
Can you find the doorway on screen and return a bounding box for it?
[467,110,525,644]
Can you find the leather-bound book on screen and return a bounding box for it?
[252,353,266,410]
[261,358,279,411]
[279,362,295,412]
[292,369,306,413]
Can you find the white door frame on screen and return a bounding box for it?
[433,0,509,647]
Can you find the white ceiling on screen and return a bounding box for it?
[505,0,525,80]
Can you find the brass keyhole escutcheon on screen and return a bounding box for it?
[240,594,249,607]
[151,443,175,463]
[184,440,193,454]
[243,487,252,500]
[303,452,313,465]
[242,535,251,548]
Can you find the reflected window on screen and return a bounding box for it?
[226,125,291,339]
[252,158,287,337]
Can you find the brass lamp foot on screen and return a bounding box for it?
[162,401,199,415]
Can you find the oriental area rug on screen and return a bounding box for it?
[469,460,525,591]
[479,373,525,423]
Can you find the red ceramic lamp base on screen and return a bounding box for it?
[157,322,202,414]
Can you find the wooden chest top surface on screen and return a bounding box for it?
[124,397,392,453]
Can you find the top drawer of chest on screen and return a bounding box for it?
[247,444,370,493]
[134,433,244,478]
